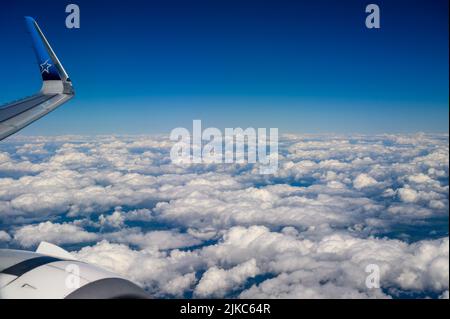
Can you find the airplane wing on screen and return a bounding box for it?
[0,16,74,141]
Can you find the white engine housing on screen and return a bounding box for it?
[0,242,148,299]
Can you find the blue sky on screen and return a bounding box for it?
[0,0,448,134]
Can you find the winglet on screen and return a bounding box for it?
[24,16,70,83]
[36,241,77,260]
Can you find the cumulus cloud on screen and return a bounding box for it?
[195,259,260,297]
[398,188,419,203]
[72,240,203,297]
[0,230,11,242]
[13,221,98,247]
[99,208,125,229]
[0,133,448,298]
[353,173,378,189]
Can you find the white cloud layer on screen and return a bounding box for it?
[0,133,448,298]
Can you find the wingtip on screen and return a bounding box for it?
[24,16,37,28]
